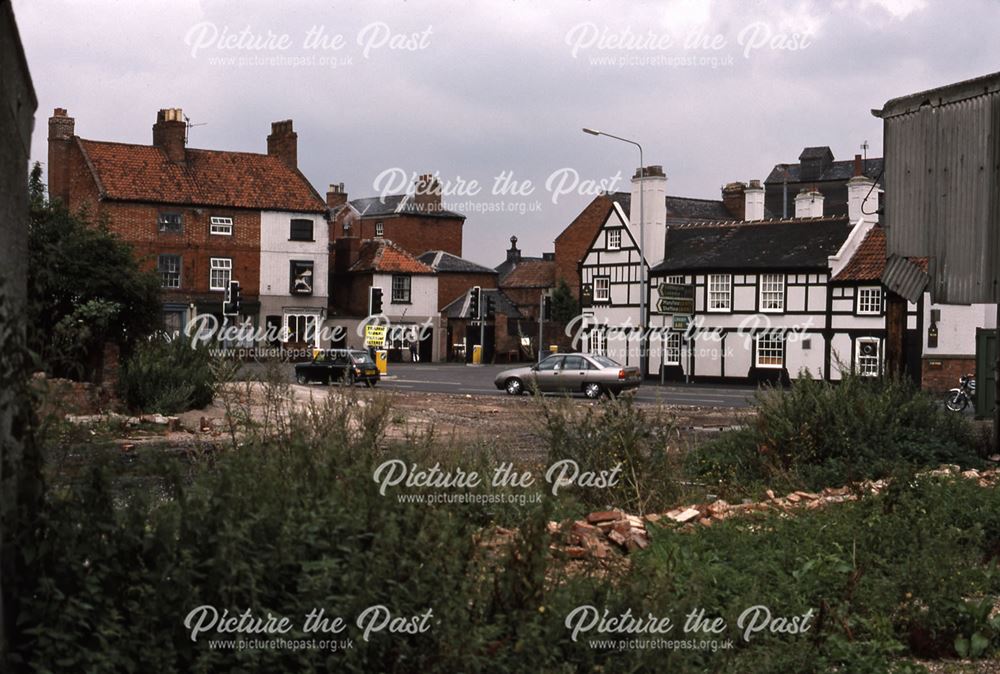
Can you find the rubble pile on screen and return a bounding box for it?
[549,465,1000,560]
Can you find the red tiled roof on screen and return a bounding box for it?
[833,225,928,282]
[500,259,556,288]
[77,139,327,213]
[349,239,434,274]
[833,226,886,281]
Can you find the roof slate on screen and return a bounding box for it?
[765,157,884,185]
[349,193,464,219]
[77,139,327,212]
[652,217,853,273]
[500,259,555,288]
[418,250,497,274]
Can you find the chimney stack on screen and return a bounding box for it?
[413,173,442,213]
[853,153,864,177]
[47,107,76,204]
[847,175,878,224]
[630,165,668,266]
[744,179,765,221]
[721,181,746,220]
[327,182,347,209]
[153,108,187,163]
[794,187,825,218]
[506,235,521,264]
[267,119,297,169]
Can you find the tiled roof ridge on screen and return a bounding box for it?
[669,215,849,229]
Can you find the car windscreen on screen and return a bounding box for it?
[350,353,374,365]
[589,355,620,369]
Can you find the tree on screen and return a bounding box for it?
[27,163,161,381]
[549,279,578,324]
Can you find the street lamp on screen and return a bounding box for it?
[581,127,647,376]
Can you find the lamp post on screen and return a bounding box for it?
[582,128,647,376]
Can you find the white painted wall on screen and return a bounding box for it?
[924,299,994,355]
[259,210,329,299]
[372,272,438,318]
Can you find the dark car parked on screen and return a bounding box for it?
[294,349,380,387]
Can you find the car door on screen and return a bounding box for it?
[532,355,564,392]
[560,355,589,392]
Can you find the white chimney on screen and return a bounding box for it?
[744,179,765,221]
[847,175,878,225]
[630,165,668,265]
[794,188,824,218]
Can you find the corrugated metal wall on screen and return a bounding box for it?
[880,74,1000,304]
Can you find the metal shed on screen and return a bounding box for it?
[874,71,1000,304]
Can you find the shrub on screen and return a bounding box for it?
[118,337,218,413]
[539,395,684,515]
[687,372,980,495]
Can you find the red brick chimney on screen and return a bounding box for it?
[853,153,864,177]
[721,181,746,220]
[267,120,297,169]
[413,173,442,213]
[327,182,348,209]
[47,107,76,204]
[152,108,187,163]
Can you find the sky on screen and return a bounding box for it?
[12,0,1000,266]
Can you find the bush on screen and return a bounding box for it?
[118,337,218,413]
[687,372,980,495]
[540,395,684,515]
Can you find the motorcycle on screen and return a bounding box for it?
[945,374,976,413]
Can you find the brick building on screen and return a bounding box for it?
[328,174,465,258]
[327,238,443,362]
[553,195,614,300]
[47,107,329,343]
[495,237,555,320]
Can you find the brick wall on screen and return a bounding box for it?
[436,272,497,311]
[54,140,263,301]
[921,356,975,393]
[332,213,464,258]
[554,194,612,299]
[501,286,547,319]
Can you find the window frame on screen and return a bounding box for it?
[607,228,621,250]
[158,254,182,289]
[391,274,412,304]
[157,212,183,233]
[590,330,607,356]
[593,276,610,303]
[758,273,785,313]
[209,257,232,291]
[375,221,384,238]
[283,313,319,344]
[289,218,314,242]
[209,216,233,236]
[856,337,881,377]
[755,331,784,369]
[707,274,732,312]
[664,331,682,366]
[289,259,315,296]
[856,286,883,315]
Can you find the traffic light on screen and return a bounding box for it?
[485,294,496,319]
[369,286,383,316]
[468,286,481,319]
[223,280,241,316]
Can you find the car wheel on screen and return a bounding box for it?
[365,380,376,388]
[295,372,308,385]
[505,378,524,396]
[583,382,603,399]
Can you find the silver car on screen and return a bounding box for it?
[493,353,641,399]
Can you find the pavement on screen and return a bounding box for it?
[244,362,756,408]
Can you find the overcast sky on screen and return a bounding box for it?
[13,0,1000,265]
